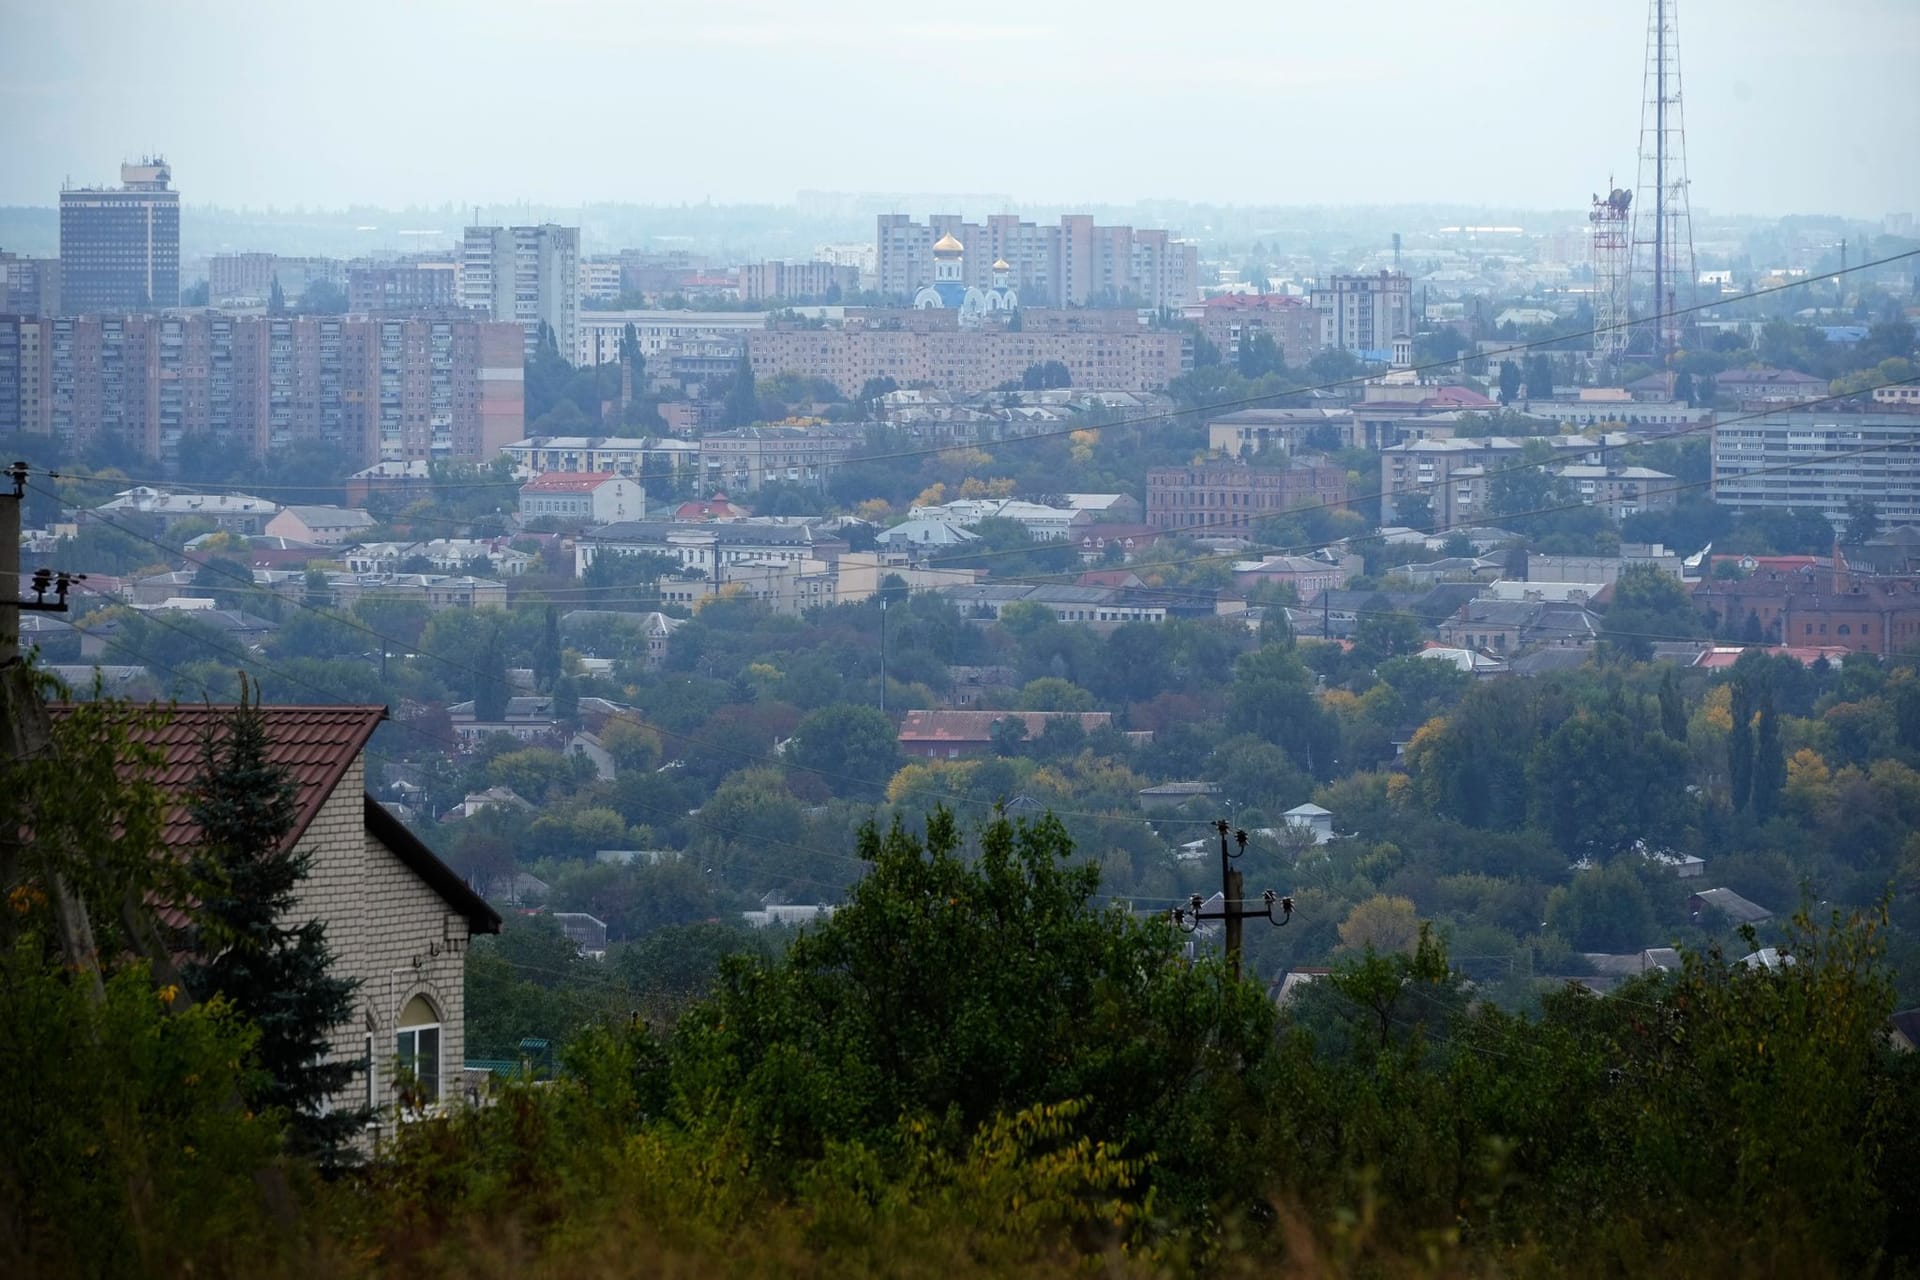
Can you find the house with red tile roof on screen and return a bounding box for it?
[48,703,500,1128]
[518,471,643,526]
[896,709,1116,759]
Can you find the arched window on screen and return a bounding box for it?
[1837,624,1851,636]
[395,994,442,1104]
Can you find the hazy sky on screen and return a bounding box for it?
[3,0,1915,218]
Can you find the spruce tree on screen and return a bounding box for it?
[1658,668,1688,741]
[182,687,367,1162]
[1728,678,1754,814]
[1753,687,1786,822]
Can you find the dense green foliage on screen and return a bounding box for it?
[182,694,366,1161]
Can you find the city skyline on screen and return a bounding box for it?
[3,0,1916,219]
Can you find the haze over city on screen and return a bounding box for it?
[3,0,1917,215]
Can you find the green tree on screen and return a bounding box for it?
[1844,496,1881,547]
[788,704,900,800]
[1227,644,1339,778]
[1525,352,1555,399]
[1729,676,1755,814]
[1497,360,1522,405]
[669,809,1276,1215]
[181,694,366,1161]
[1021,360,1071,390]
[1603,562,1706,659]
[533,605,563,692]
[1544,862,1658,952]
[1017,676,1094,711]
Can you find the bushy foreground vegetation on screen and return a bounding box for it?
[7,778,1919,1277]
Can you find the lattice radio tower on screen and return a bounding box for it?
[1629,0,1697,361]
[1590,181,1632,372]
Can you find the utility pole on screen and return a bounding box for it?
[1171,819,1295,980]
[878,593,889,714]
[3,461,104,998]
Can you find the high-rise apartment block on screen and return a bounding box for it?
[747,309,1190,397]
[59,158,181,312]
[462,224,580,357]
[578,257,623,303]
[0,313,522,466]
[876,214,1199,308]
[1713,408,1920,526]
[0,252,61,317]
[1311,271,1414,358]
[347,262,460,314]
[206,253,344,304]
[738,260,860,304]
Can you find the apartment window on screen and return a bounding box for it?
[395,995,442,1104]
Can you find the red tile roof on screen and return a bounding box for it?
[45,703,498,932]
[521,471,621,493]
[896,710,1112,743]
[48,704,385,852]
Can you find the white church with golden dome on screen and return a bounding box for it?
[914,232,1018,326]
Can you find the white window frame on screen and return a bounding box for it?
[395,1020,442,1105]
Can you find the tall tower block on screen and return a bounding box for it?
[1629,0,1697,360]
[1590,183,1632,370]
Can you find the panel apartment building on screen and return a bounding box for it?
[747,309,1190,397]
[59,158,180,311]
[461,223,580,358]
[0,313,522,465]
[1313,271,1414,357]
[876,214,1199,308]
[1712,407,1920,526]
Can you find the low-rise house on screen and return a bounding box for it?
[551,912,609,959]
[1137,781,1221,812]
[1415,644,1508,676]
[517,472,643,525]
[265,505,377,546]
[877,518,981,551]
[344,539,534,578]
[46,704,501,1129]
[937,582,1170,628]
[897,710,1117,760]
[1062,493,1145,524]
[447,695,636,745]
[558,609,683,668]
[345,459,433,507]
[743,904,837,928]
[1718,367,1825,403]
[568,730,615,780]
[1688,886,1773,926]
[441,787,534,820]
[1231,554,1355,597]
[1073,523,1166,562]
[95,486,280,535]
[575,519,827,579]
[1438,600,1600,653]
[79,607,280,659]
[327,573,508,613]
[1392,556,1504,587]
[913,498,1085,542]
[942,664,1018,708]
[1281,803,1335,844]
